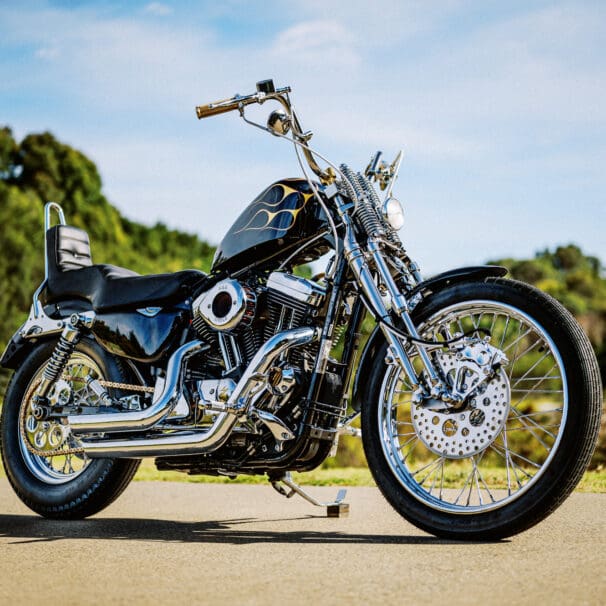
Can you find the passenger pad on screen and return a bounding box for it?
[52,225,93,271]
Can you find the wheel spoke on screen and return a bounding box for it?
[509,408,557,446]
[427,458,445,496]
[472,459,484,506]
[503,326,533,354]
[501,430,522,494]
[508,338,544,372]
[512,374,561,384]
[488,313,498,338]
[474,456,497,503]
[412,456,444,480]
[453,466,475,505]
[490,442,541,469]
[398,435,418,460]
[498,315,511,349]
[511,363,558,410]
[511,408,563,418]
[511,351,553,387]
[511,389,563,394]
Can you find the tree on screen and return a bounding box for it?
[0,126,216,348]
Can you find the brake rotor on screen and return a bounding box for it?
[411,364,510,459]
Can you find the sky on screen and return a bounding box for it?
[1,0,605,275]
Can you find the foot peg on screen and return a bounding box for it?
[270,472,350,517]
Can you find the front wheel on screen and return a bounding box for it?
[362,279,602,540]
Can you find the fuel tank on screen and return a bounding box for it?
[212,178,331,273]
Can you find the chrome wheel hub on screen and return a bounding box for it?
[25,418,71,454]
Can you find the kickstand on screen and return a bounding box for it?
[270,472,350,517]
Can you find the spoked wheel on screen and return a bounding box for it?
[1,339,140,519]
[362,279,602,540]
[19,352,103,484]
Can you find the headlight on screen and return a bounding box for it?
[381,197,404,231]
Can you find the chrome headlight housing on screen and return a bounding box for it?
[381,197,404,231]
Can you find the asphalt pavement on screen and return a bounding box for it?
[0,479,604,605]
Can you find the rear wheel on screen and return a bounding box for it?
[362,279,602,540]
[1,338,140,519]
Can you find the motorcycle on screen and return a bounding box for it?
[1,80,601,540]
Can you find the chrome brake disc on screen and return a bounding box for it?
[411,350,511,459]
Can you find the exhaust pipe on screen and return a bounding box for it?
[77,326,316,458]
[68,340,206,434]
[80,411,237,458]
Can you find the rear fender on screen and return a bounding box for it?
[351,265,507,411]
[1,299,92,370]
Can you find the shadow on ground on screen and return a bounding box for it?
[0,514,504,545]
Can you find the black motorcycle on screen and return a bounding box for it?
[1,80,601,540]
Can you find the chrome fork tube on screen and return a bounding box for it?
[366,238,441,385]
[340,216,420,388]
[335,192,448,393]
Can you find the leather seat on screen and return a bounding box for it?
[44,225,207,312]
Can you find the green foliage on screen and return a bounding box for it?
[491,246,606,469]
[491,244,606,376]
[0,127,216,347]
[0,127,19,180]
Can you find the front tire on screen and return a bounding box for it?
[362,279,602,540]
[1,338,140,519]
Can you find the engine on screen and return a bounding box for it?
[156,272,341,475]
[192,271,326,374]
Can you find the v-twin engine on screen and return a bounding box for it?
[192,271,327,371]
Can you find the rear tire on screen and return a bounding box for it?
[362,279,602,540]
[1,338,140,519]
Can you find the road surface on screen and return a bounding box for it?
[0,479,604,605]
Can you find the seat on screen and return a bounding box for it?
[44,225,207,312]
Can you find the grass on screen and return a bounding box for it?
[132,460,606,493]
[0,456,604,492]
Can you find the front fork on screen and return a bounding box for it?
[336,208,451,403]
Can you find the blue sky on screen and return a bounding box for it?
[1,0,604,274]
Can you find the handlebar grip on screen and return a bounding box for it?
[196,85,291,120]
[195,98,241,119]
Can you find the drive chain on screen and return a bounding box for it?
[19,377,155,459]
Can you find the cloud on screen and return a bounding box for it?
[1,1,604,271]
[276,0,465,48]
[0,4,224,114]
[271,20,359,68]
[143,3,173,17]
[34,45,59,61]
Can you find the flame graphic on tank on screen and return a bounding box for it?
[235,183,314,234]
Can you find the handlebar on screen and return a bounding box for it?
[195,80,334,185]
[195,81,292,120]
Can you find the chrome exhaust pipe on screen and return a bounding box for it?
[68,340,206,434]
[81,411,237,458]
[77,326,316,458]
